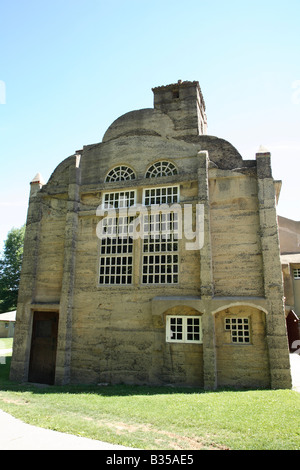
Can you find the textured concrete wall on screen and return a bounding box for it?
[209,170,264,297]
[215,306,269,388]
[10,81,292,389]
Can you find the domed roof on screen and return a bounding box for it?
[102,108,175,143]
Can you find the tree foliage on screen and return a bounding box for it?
[0,226,25,313]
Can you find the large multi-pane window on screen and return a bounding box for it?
[142,185,180,284]
[100,161,181,287]
[166,316,202,343]
[99,216,133,285]
[142,211,179,284]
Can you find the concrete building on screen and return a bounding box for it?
[0,311,15,338]
[279,216,300,351]
[10,80,292,389]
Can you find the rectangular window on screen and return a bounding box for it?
[99,216,133,285]
[166,316,202,343]
[143,186,179,206]
[142,211,179,284]
[225,317,250,344]
[293,268,300,280]
[99,255,133,285]
[142,253,178,284]
[103,190,136,209]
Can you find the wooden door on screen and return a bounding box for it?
[29,311,59,385]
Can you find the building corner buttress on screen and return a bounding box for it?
[256,148,292,389]
[55,154,81,385]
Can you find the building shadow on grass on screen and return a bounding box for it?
[1,357,296,397]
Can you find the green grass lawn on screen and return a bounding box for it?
[0,352,299,450]
[0,338,13,352]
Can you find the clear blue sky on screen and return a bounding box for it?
[1,0,300,250]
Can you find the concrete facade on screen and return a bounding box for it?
[279,216,300,350]
[10,81,292,389]
[0,311,15,338]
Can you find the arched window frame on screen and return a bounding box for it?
[105,165,136,183]
[145,161,178,179]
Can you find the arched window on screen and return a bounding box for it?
[145,161,178,178]
[105,165,136,183]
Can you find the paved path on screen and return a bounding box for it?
[290,352,300,392]
[0,349,12,355]
[0,409,133,450]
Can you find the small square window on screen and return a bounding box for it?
[224,317,250,344]
[293,268,300,280]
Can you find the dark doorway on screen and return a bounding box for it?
[286,310,300,352]
[29,311,59,385]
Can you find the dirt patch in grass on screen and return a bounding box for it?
[0,397,29,406]
[161,431,229,450]
[85,417,229,450]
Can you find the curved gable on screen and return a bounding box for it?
[102,108,176,143]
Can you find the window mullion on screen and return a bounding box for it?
[183,317,187,343]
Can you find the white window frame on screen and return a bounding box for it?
[166,316,202,344]
[102,190,136,210]
[105,165,136,182]
[224,317,251,344]
[143,185,179,206]
[145,161,178,178]
[293,268,300,280]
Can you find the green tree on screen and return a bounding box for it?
[0,226,25,313]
